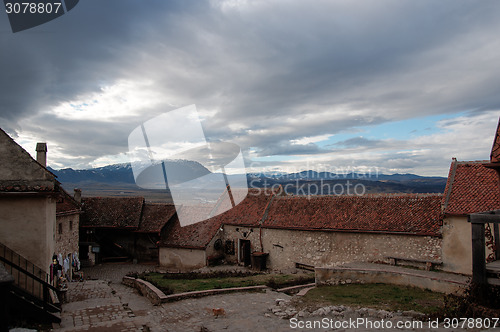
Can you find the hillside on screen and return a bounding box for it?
[50,163,447,200]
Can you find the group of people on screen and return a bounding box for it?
[49,252,82,288]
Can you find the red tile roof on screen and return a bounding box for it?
[162,189,443,249]
[136,203,176,234]
[214,189,273,227]
[175,204,217,227]
[81,197,144,228]
[263,194,443,236]
[160,189,272,248]
[442,160,500,215]
[56,189,81,216]
[160,214,223,249]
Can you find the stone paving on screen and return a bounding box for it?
[55,281,296,331]
[53,263,295,332]
[79,262,157,283]
[51,263,500,332]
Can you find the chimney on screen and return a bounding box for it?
[36,142,47,167]
[73,188,82,203]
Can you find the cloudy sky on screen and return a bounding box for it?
[1,0,500,176]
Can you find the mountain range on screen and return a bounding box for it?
[49,162,448,198]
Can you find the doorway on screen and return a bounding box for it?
[238,239,251,266]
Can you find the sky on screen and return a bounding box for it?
[1,0,500,177]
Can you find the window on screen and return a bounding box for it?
[69,220,73,231]
[58,223,63,235]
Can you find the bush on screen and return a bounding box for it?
[434,283,500,319]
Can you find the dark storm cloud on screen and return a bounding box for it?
[1,0,500,170]
[0,1,201,122]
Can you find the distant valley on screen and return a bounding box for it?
[49,162,447,201]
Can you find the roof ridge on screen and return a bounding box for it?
[442,158,458,213]
[0,127,58,182]
[455,160,490,164]
[274,193,442,200]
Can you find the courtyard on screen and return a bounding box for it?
[47,263,495,332]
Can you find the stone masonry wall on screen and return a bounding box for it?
[223,225,442,271]
[55,213,79,258]
[159,247,206,271]
[223,225,261,265]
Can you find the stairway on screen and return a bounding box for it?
[486,260,500,286]
[0,242,61,325]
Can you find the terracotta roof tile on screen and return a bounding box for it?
[137,203,176,234]
[442,160,500,215]
[160,189,271,248]
[263,194,442,236]
[56,189,81,215]
[161,214,222,249]
[214,189,273,227]
[81,197,144,228]
[0,181,56,192]
[162,190,443,248]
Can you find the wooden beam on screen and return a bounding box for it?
[469,213,500,224]
[471,222,487,284]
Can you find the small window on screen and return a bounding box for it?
[58,223,63,235]
[69,220,73,231]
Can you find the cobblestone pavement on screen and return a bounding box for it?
[53,263,294,332]
[52,263,499,332]
[80,262,157,283]
[55,281,295,331]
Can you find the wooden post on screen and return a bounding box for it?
[0,286,10,332]
[471,222,487,284]
[494,223,500,260]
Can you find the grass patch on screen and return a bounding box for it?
[142,272,314,294]
[300,283,444,315]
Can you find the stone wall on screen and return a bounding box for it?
[223,225,442,271]
[122,276,167,305]
[159,247,206,271]
[315,266,466,295]
[55,213,79,258]
[205,228,224,264]
[222,226,261,265]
